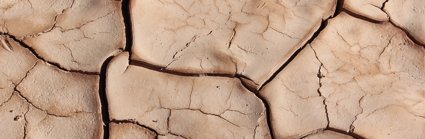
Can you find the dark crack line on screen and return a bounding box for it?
[0,33,98,75]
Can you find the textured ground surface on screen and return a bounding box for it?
[0,0,424,139]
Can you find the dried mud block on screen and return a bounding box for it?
[0,0,125,72]
[343,0,389,21]
[260,46,328,138]
[106,52,270,139]
[129,0,336,88]
[384,0,425,45]
[310,12,425,138]
[13,61,103,138]
[110,123,157,139]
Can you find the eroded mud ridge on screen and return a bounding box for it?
[0,0,424,139]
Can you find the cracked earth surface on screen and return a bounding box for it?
[0,0,424,139]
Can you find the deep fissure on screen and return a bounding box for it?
[99,56,115,139]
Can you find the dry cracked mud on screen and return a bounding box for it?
[0,0,424,139]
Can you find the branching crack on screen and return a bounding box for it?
[0,33,98,75]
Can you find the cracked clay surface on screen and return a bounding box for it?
[1,0,425,139]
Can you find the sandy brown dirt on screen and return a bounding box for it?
[1,0,425,139]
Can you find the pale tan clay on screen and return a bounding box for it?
[0,94,28,139]
[25,106,102,139]
[129,0,336,88]
[310,12,425,138]
[1,0,124,72]
[110,123,157,139]
[343,0,389,21]
[106,52,270,139]
[1,0,425,138]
